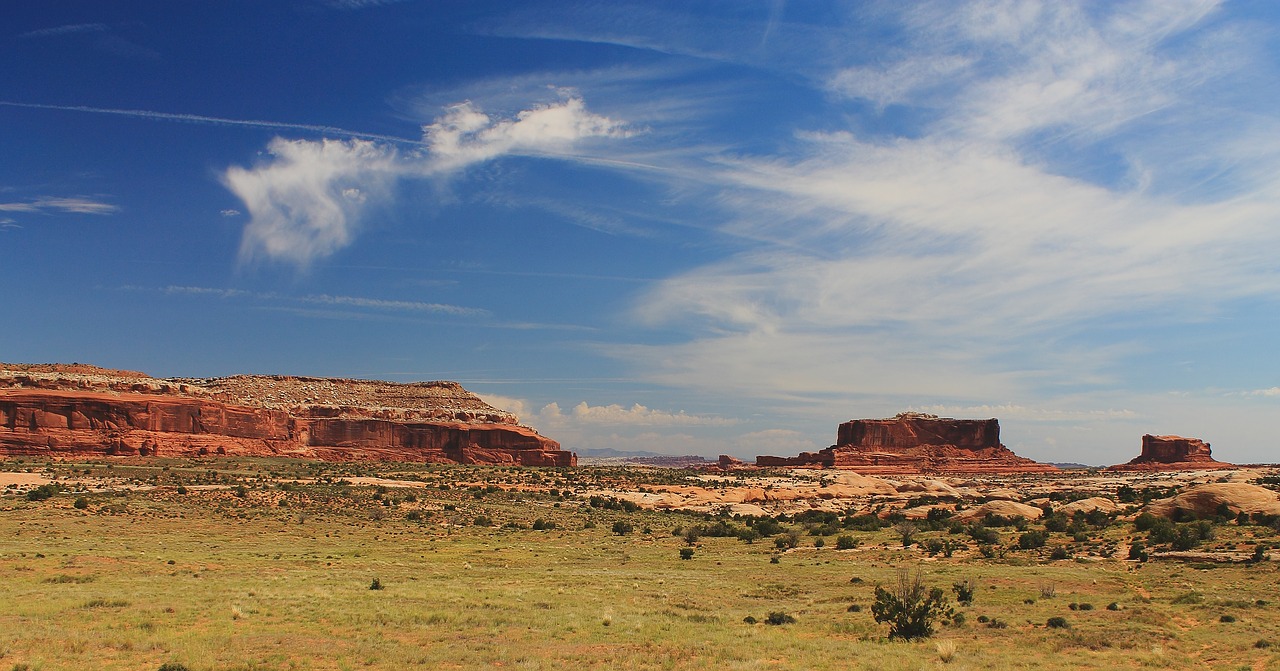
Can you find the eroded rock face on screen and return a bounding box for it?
[756,412,1056,474]
[1109,434,1232,472]
[0,364,572,466]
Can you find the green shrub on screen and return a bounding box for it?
[872,570,954,640]
[158,664,192,671]
[25,484,58,501]
[612,520,633,535]
[952,580,975,605]
[1046,616,1069,629]
[835,534,857,550]
[473,515,493,527]
[1018,530,1048,549]
[73,497,89,510]
[369,578,384,591]
[764,611,796,625]
[679,548,694,560]
[1220,614,1237,623]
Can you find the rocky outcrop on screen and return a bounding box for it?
[1145,483,1280,519]
[756,412,1056,474]
[0,364,573,466]
[1109,435,1232,472]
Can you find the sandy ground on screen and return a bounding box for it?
[0,473,51,487]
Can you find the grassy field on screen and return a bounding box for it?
[2,458,1279,670]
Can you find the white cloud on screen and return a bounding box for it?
[420,98,632,173]
[224,138,397,267]
[224,96,630,266]
[478,394,734,428]
[540,401,736,426]
[1245,387,1280,398]
[220,209,241,217]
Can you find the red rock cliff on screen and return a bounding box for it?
[756,412,1055,474]
[0,364,573,466]
[1108,434,1232,472]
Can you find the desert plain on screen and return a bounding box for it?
[4,457,1280,671]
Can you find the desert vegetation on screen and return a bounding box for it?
[1,457,1279,669]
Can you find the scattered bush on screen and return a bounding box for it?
[1106,602,1121,611]
[742,615,757,624]
[764,611,796,625]
[612,521,634,536]
[1128,541,1148,561]
[847,604,861,612]
[1220,614,1237,623]
[1049,546,1070,560]
[1046,616,1069,629]
[952,580,975,605]
[679,548,694,560]
[25,484,58,501]
[835,535,857,550]
[473,515,493,527]
[774,530,801,550]
[872,569,954,640]
[369,578,383,591]
[158,664,192,671]
[1018,530,1048,549]
[73,497,89,510]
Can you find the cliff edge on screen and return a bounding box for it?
[0,363,573,466]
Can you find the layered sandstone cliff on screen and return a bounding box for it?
[0,364,573,466]
[756,412,1056,474]
[1108,434,1232,472]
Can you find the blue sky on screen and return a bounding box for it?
[4,0,1280,465]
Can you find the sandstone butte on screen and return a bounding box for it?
[0,363,573,466]
[1107,434,1233,472]
[752,412,1058,475]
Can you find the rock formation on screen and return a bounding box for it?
[1145,483,1280,519]
[755,412,1056,474]
[1109,434,1232,472]
[0,363,573,466]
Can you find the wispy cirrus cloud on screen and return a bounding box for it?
[0,196,117,215]
[620,1,1280,416]
[138,284,488,317]
[0,102,416,145]
[223,94,631,267]
[18,23,109,39]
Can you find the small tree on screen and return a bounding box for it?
[872,569,954,640]
[894,521,918,548]
[952,579,975,605]
[612,520,634,535]
[679,547,694,560]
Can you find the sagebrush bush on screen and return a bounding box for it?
[872,570,954,640]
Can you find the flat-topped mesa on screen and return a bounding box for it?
[1108,434,1233,472]
[0,363,573,466]
[756,412,1056,474]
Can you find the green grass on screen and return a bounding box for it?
[1,458,1278,670]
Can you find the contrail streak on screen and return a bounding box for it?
[0,101,423,145]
